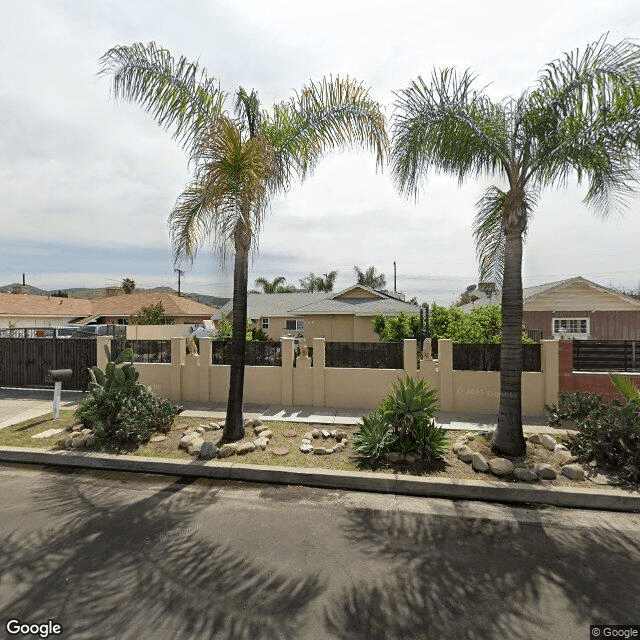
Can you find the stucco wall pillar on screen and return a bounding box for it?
[198,337,211,402]
[312,338,326,406]
[541,339,559,407]
[403,339,418,378]
[281,337,294,405]
[96,336,112,370]
[170,337,186,401]
[438,339,454,411]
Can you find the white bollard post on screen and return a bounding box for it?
[52,381,62,420]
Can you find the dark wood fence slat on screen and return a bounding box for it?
[573,340,640,372]
[325,342,403,369]
[452,343,541,372]
[210,341,282,366]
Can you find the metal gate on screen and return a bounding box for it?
[0,337,97,390]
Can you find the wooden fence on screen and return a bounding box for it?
[210,341,282,366]
[325,342,404,369]
[453,343,542,371]
[572,340,640,372]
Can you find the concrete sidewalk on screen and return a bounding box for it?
[0,386,566,434]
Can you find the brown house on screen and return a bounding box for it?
[461,276,640,340]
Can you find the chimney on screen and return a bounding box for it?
[12,274,29,295]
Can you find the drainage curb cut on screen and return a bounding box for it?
[1,446,638,512]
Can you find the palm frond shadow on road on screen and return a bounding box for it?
[1,469,325,640]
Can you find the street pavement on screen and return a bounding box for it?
[0,463,638,640]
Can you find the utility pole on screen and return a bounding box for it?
[175,269,184,296]
[393,261,397,293]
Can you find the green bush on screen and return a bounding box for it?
[76,348,181,451]
[546,391,640,485]
[353,377,448,462]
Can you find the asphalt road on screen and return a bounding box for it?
[0,463,638,640]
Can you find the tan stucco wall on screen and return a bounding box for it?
[249,315,300,341]
[120,337,557,417]
[303,315,356,341]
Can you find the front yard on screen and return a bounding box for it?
[0,410,629,491]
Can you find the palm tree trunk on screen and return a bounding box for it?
[492,227,526,456]
[223,249,249,441]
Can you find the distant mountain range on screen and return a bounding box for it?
[0,283,230,309]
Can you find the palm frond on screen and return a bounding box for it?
[524,35,640,217]
[262,75,388,189]
[98,42,226,152]
[391,68,511,200]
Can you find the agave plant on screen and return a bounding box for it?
[352,411,397,460]
[609,373,640,402]
[379,376,438,443]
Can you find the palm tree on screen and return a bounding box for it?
[254,276,294,293]
[391,35,640,455]
[354,265,386,289]
[299,270,337,292]
[99,42,388,441]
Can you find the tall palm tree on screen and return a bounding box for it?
[354,265,386,289]
[391,35,640,455]
[254,276,294,293]
[100,42,388,441]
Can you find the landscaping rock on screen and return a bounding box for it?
[195,427,205,435]
[489,458,514,476]
[260,430,274,439]
[541,434,557,451]
[237,442,256,455]
[188,438,204,455]
[552,449,576,466]
[253,437,268,450]
[179,433,198,450]
[388,452,400,462]
[330,429,337,437]
[299,443,314,453]
[527,433,542,444]
[150,435,167,443]
[534,463,557,480]
[84,434,96,447]
[303,432,314,441]
[218,444,237,458]
[253,420,264,428]
[199,442,218,460]
[253,425,267,435]
[311,429,321,438]
[453,441,468,454]
[271,445,289,456]
[301,438,312,445]
[332,444,344,453]
[514,467,539,483]
[71,424,82,433]
[313,447,328,455]
[457,446,474,462]
[209,422,222,430]
[464,432,476,441]
[554,443,569,452]
[471,453,489,472]
[405,454,417,464]
[335,432,348,441]
[70,436,87,448]
[586,471,616,486]
[32,428,65,439]
[321,430,331,439]
[340,438,348,446]
[562,464,585,481]
[282,429,298,438]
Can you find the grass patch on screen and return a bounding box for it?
[0,410,77,449]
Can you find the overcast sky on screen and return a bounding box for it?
[1,0,639,305]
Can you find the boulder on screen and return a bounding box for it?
[562,464,585,481]
[311,429,321,438]
[195,427,205,434]
[464,432,476,441]
[260,430,274,439]
[236,442,256,455]
[254,424,267,435]
[313,447,328,455]
[527,433,542,444]
[303,432,314,441]
[332,444,344,453]
[187,438,204,455]
[253,420,264,428]
[335,432,348,441]
[199,442,219,460]
[299,443,314,453]
[489,458,514,476]
[471,453,489,472]
[321,430,331,439]
[179,433,198,450]
[514,467,539,482]
[388,452,400,462]
[209,422,222,430]
[84,434,96,447]
[534,463,557,480]
[541,434,557,451]
[554,443,569,452]
[452,441,468,454]
[552,449,575,466]
[253,437,268,450]
[457,446,474,462]
[405,454,417,464]
[218,444,237,458]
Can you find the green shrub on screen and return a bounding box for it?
[76,348,181,451]
[354,377,448,462]
[546,390,640,485]
[352,411,397,460]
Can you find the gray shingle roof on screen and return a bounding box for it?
[292,296,419,316]
[221,293,327,319]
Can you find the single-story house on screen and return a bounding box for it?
[0,291,218,330]
[220,284,419,342]
[460,276,640,340]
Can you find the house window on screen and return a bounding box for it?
[117,318,129,325]
[162,317,175,325]
[285,320,304,331]
[262,318,269,329]
[553,318,589,336]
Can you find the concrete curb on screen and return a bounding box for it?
[1,446,638,512]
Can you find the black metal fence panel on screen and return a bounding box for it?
[0,337,97,390]
[453,343,541,371]
[326,342,404,369]
[573,340,640,372]
[210,341,282,366]
[111,339,171,364]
